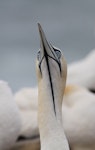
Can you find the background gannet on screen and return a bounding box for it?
[15,87,38,111]
[0,80,21,150]
[67,50,95,91]
[63,85,95,150]
[14,87,38,138]
[36,23,70,150]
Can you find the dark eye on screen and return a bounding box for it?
[54,49,61,59]
[52,46,61,59]
[37,51,41,61]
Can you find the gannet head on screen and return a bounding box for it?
[36,23,67,111]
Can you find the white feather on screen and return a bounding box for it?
[67,50,95,90]
[14,87,38,138]
[0,80,21,150]
[15,85,95,150]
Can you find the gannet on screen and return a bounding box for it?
[0,80,21,150]
[36,23,70,150]
[14,87,38,138]
[13,25,95,150]
[67,50,95,91]
[63,85,95,150]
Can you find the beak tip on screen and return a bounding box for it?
[37,22,40,26]
[38,23,42,32]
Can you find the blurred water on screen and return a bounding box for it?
[0,0,95,92]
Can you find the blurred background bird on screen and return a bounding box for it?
[0,81,21,150]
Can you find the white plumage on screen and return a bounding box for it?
[63,85,95,150]
[67,50,95,90]
[14,87,39,138]
[13,34,95,149]
[14,84,95,150]
[36,23,70,150]
[0,80,21,150]
[15,87,38,111]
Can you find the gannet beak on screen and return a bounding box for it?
[37,24,62,115]
[38,23,58,61]
[37,23,61,75]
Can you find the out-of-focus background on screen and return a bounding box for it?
[0,0,95,92]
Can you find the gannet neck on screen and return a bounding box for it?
[38,74,65,137]
[36,24,69,150]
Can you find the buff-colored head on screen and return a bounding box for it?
[36,23,67,108]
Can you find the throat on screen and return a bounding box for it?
[38,82,69,150]
[45,54,56,115]
[38,79,63,141]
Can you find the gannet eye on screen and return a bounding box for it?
[53,48,61,59]
[37,51,41,61]
[50,45,61,60]
[54,49,61,59]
